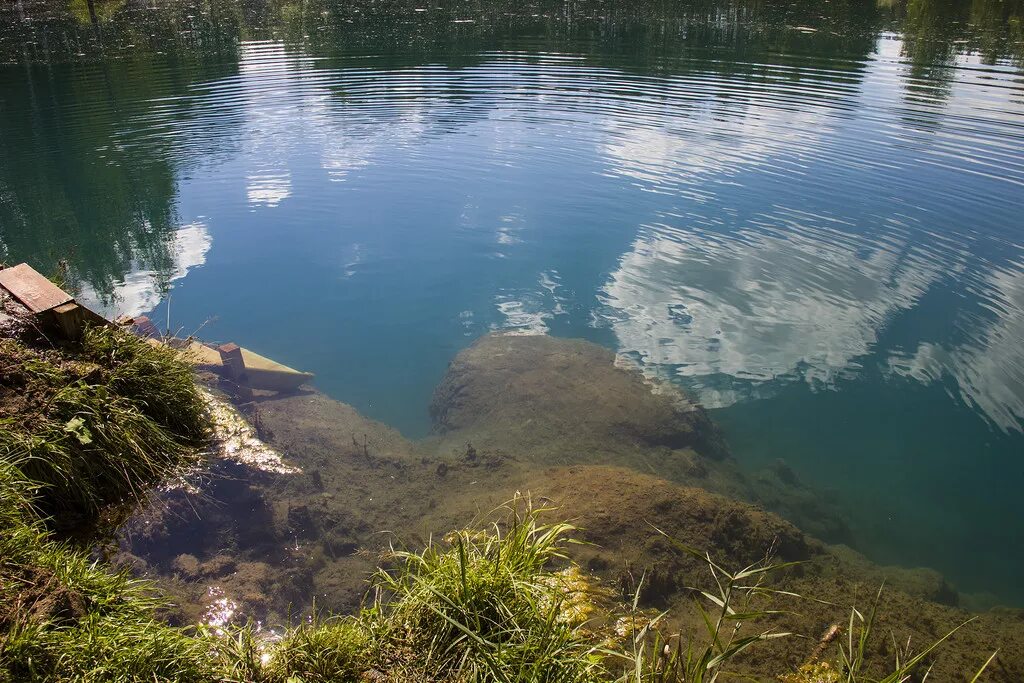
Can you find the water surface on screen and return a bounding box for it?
[2,0,1023,603]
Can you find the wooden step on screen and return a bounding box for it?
[0,264,72,314]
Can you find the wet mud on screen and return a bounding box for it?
[115,333,1024,680]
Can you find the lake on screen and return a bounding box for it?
[1,0,1023,604]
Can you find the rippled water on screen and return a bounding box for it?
[2,0,1023,602]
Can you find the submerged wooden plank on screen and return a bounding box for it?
[147,338,314,393]
[0,264,73,313]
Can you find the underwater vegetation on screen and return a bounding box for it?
[0,480,999,682]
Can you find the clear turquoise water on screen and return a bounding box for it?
[2,0,1023,602]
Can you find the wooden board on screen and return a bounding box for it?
[146,338,314,393]
[0,264,73,314]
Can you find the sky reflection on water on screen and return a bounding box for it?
[1,0,1024,601]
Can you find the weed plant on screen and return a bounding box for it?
[0,480,1002,683]
[350,497,606,682]
[618,536,998,683]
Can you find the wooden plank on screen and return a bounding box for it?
[0,264,73,314]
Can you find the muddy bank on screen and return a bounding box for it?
[116,333,1023,679]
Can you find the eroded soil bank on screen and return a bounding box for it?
[116,334,1024,680]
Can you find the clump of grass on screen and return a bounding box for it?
[830,586,997,683]
[262,617,368,682]
[205,498,610,683]
[80,325,208,445]
[616,532,998,683]
[356,496,607,682]
[0,325,208,527]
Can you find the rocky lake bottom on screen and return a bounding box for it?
[114,334,1024,680]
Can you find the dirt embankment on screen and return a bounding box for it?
[116,333,1024,681]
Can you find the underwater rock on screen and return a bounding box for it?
[287,503,318,540]
[171,554,201,579]
[428,334,850,541]
[488,465,818,593]
[429,334,729,464]
[751,462,854,545]
[825,544,960,606]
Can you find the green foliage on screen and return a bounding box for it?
[80,325,208,445]
[615,538,794,683]
[356,496,606,682]
[835,586,997,683]
[0,462,220,683]
[0,326,208,526]
[2,611,219,683]
[0,427,1002,683]
[616,535,999,683]
[0,328,222,681]
[264,618,368,683]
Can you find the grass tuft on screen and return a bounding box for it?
[264,617,368,682]
[0,325,208,528]
[356,495,606,682]
[615,538,794,683]
[0,462,220,683]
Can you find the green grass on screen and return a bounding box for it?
[0,325,208,528]
[0,475,1001,683]
[614,538,795,683]
[353,497,606,682]
[617,537,998,683]
[0,326,221,681]
[0,460,221,683]
[261,618,368,682]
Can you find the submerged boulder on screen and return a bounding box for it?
[430,333,729,463]
[427,334,850,540]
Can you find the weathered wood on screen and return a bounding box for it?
[47,302,109,339]
[218,343,247,380]
[0,264,73,314]
[50,302,86,339]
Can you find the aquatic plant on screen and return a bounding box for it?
[831,586,997,683]
[259,618,368,683]
[614,534,999,683]
[0,457,1003,683]
[0,325,208,527]
[206,498,612,683]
